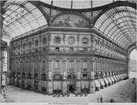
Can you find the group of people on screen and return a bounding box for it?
[97,96,103,102]
[97,96,115,103]
[132,77,136,84]
[53,88,89,97]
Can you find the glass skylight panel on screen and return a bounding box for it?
[31,9,43,18]
[19,17,28,25]
[30,20,40,29]
[24,3,36,11]
[10,5,19,10]
[24,23,32,32]
[73,0,91,9]
[37,16,47,26]
[13,21,22,28]
[24,14,34,22]
[14,28,21,35]
[18,26,26,34]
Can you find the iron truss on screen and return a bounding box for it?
[2,0,136,51]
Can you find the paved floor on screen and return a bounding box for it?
[1,78,136,103]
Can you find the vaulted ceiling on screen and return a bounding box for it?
[1,0,136,51]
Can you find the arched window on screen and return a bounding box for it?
[28,73,31,79]
[94,72,98,79]
[17,72,21,80]
[42,37,47,45]
[68,36,75,45]
[41,74,47,81]
[34,73,38,79]
[22,73,25,79]
[82,74,88,80]
[35,40,39,46]
[82,37,89,45]
[67,74,76,79]
[23,43,25,49]
[29,41,32,48]
[54,36,61,44]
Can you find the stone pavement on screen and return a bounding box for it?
[0,78,136,103]
[0,94,5,102]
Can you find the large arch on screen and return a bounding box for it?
[93,1,136,50]
[2,0,49,39]
[127,43,137,57]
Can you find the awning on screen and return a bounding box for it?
[119,75,122,79]
[121,74,124,79]
[81,81,89,89]
[110,76,115,82]
[107,77,112,84]
[99,79,105,86]
[123,74,127,78]
[103,78,109,84]
[115,75,120,80]
[94,80,100,87]
[113,75,117,81]
[53,81,62,90]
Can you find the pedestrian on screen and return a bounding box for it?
[97,97,100,102]
[1,72,7,97]
[100,95,103,103]
[110,98,114,102]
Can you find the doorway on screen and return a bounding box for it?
[68,84,75,93]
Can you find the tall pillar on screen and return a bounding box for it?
[62,71,67,94]
[47,71,53,95]
[90,57,95,93]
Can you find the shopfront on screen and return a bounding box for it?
[53,74,62,93]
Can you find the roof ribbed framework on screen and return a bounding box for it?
[2,0,136,51]
[94,5,136,50]
[2,0,47,39]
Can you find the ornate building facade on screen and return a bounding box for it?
[9,13,128,95]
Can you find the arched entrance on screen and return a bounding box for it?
[27,73,32,90]
[17,72,21,87]
[41,74,47,94]
[34,73,38,91]
[12,72,16,85]
[53,74,62,93]
[22,73,26,88]
[67,74,76,93]
[128,49,137,78]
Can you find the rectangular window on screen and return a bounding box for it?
[55,47,60,52]
[83,61,88,72]
[83,61,87,69]
[70,47,74,52]
[42,61,45,69]
[70,61,74,69]
[55,61,60,69]
[83,47,87,52]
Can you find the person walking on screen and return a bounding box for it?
[97,97,100,102]
[1,72,7,97]
[100,95,103,103]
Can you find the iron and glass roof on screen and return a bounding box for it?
[2,0,137,50]
[2,0,47,39]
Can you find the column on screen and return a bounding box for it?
[90,57,95,93]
